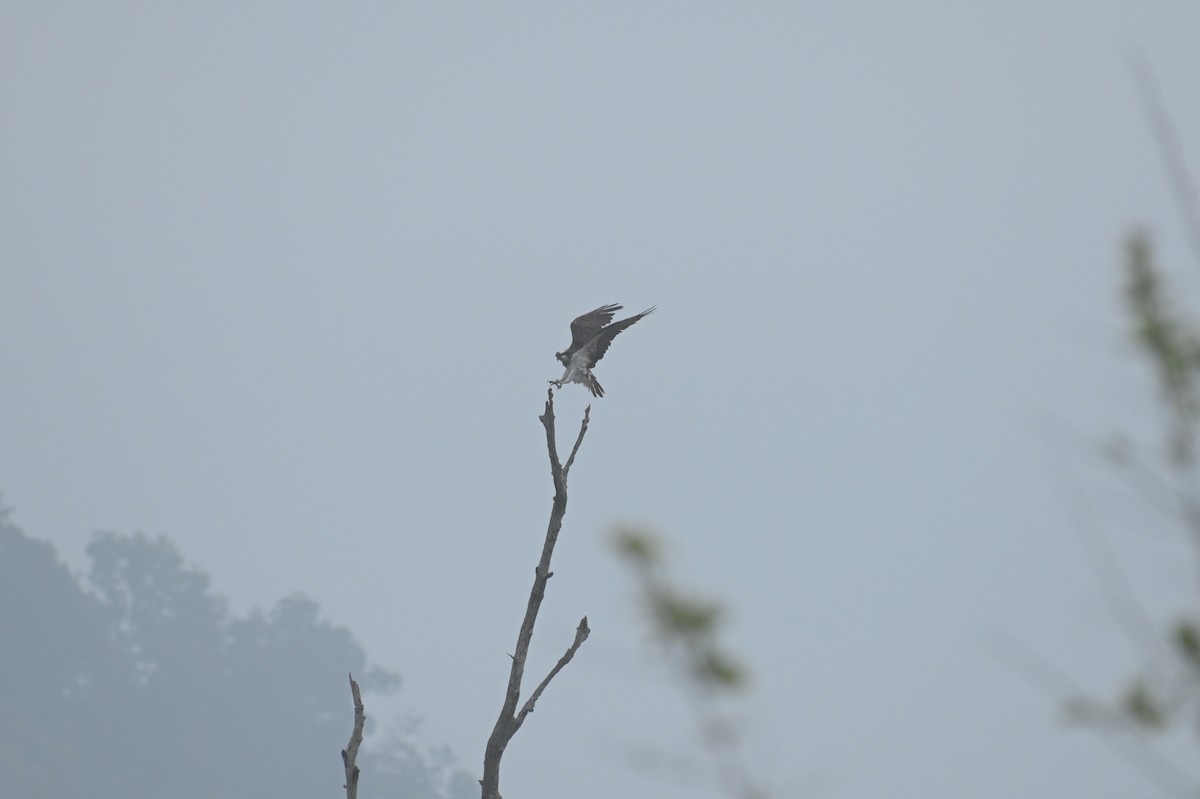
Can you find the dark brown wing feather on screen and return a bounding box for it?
[580,306,655,366]
[583,371,605,398]
[567,304,623,354]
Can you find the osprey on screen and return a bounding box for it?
[551,303,655,397]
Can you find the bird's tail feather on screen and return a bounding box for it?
[586,373,605,398]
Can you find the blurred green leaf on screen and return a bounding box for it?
[612,527,663,566]
[1173,619,1200,669]
[656,594,722,635]
[1123,229,1200,465]
[1122,681,1166,729]
[695,649,746,689]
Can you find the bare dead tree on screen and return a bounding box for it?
[480,389,593,799]
[342,673,365,799]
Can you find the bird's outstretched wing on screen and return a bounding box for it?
[580,306,656,366]
[567,304,623,354]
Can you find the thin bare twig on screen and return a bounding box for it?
[987,628,1198,799]
[341,673,365,799]
[516,614,590,719]
[1031,410,1185,520]
[1129,52,1200,271]
[563,406,591,479]
[1052,458,1164,657]
[480,389,591,799]
[517,616,591,724]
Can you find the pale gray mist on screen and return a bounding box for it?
[3,3,1200,797]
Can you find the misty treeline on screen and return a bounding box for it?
[0,509,474,799]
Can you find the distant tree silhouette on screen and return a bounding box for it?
[0,506,472,799]
[0,506,103,797]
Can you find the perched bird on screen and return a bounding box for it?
[551,303,655,397]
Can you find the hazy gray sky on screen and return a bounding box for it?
[4,2,1200,796]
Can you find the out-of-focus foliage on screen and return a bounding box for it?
[0,507,472,799]
[614,527,765,799]
[613,528,745,692]
[1124,230,1200,465]
[1069,230,1200,785]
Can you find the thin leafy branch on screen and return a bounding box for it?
[1128,53,1200,270]
[614,528,766,799]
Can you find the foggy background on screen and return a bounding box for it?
[3,2,1200,797]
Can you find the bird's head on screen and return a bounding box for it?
[555,351,568,366]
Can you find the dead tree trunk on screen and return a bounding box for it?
[480,389,592,799]
[341,674,364,799]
